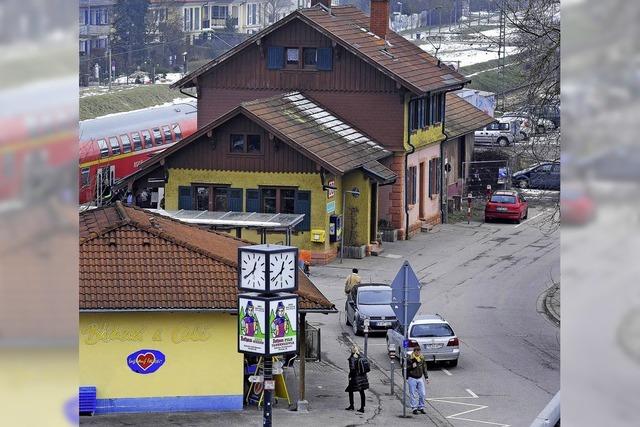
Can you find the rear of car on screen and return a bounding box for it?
[409,319,460,365]
[485,191,527,222]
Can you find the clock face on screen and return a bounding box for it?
[269,251,297,290]
[240,251,266,290]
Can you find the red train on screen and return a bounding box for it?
[79,100,198,205]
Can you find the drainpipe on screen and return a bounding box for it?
[405,96,415,241]
[441,124,449,224]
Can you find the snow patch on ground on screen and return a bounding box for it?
[87,97,195,121]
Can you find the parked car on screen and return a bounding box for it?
[484,190,529,223]
[474,119,520,147]
[345,284,397,336]
[527,104,560,129]
[512,161,560,190]
[561,183,596,225]
[386,314,460,366]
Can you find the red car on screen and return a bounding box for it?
[485,190,529,223]
[560,184,596,225]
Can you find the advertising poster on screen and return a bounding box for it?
[268,297,297,355]
[238,297,266,354]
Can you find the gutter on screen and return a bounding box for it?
[441,109,449,224]
[405,95,415,240]
[80,308,338,315]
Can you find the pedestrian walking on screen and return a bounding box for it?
[345,345,369,413]
[406,347,429,415]
[344,268,361,294]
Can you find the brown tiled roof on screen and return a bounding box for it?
[119,92,396,188]
[242,92,396,183]
[444,93,495,139]
[80,202,336,313]
[171,5,469,95]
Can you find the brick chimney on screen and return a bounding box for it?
[370,0,390,39]
[311,0,331,8]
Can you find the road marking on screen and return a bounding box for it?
[384,253,402,259]
[514,210,546,228]
[428,389,510,427]
[441,368,452,376]
[466,388,478,398]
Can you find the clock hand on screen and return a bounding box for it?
[272,263,285,281]
[243,262,257,279]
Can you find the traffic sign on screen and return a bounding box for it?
[390,261,422,326]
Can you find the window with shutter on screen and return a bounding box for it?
[246,189,260,212]
[267,46,284,69]
[294,191,311,231]
[178,186,192,210]
[228,188,243,211]
[317,47,333,70]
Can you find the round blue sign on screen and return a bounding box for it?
[127,349,165,374]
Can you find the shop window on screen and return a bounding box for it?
[120,134,132,153]
[141,130,153,148]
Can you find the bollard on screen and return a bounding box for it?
[363,317,370,357]
[390,357,395,395]
[467,193,473,224]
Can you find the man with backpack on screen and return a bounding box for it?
[406,347,429,415]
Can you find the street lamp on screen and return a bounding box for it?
[340,187,360,264]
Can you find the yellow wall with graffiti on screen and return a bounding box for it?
[79,312,243,399]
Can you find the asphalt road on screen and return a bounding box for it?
[308,205,560,427]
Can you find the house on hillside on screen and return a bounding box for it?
[79,201,335,414]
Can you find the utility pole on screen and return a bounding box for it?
[402,263,408,418]
[108,43,112,90]
[498,8,506,111]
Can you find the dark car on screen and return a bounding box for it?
[512,162,560,190]
[345,284,397,336]
[527,104,560,129]
[485,190,529,223]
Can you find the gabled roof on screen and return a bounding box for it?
[80,202,336,313]
[122,92,396,186]
[171,5,469,95]
[444,93,495,139]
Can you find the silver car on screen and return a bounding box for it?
[345,284,397,336]
[386,314,460,366]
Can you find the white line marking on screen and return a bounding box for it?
[384,253,402,259]
[428,389,511,426]
[441,368,452,376]
[466,388,478,398]
[514,210,545,228]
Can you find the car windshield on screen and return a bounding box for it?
[490,194,516,204]
[358,289,392,305]
[411,323,454,338]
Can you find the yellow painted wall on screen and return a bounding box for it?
[80,312,243,399]
[403,94,446,151]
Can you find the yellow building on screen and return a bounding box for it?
[122,92,396,264]
[79,202,335,414]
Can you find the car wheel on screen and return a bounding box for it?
[517,179,528,189]
[352,317,361,336]
[497,137,508,147]
[449,359,458,367]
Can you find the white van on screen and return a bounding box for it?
[474,119,521,147]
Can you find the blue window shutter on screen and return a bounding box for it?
[317,47,333,70]
[246,189,260,212]
[267,47,284,69]
[178,186,192,210]
[294,191,311,231]
[228,188,243,211]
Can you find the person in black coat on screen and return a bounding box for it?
[345,345,369,413]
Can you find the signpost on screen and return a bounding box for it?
[390,261,422,417]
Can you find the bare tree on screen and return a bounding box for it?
[264,0,295,25]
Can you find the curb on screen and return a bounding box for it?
[543,284,560,326]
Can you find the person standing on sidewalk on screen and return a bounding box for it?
[345,345,368,413]
[344,268,361,294]
[406,347,429,415]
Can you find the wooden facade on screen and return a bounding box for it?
[166,114,317,174]
[197,19,406,151]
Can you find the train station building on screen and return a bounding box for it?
[79,202,335,414]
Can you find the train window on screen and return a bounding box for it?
[120,134,132,153]
[97,139,109,157]
[172,123,182,141]
[152,127,163,145]
[109,136,121,155]
[80,168,90,187]
[141,130,153,148]
[131,132,142,151]
[162,125,173,143]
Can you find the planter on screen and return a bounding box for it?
[380,229,398,242]
[344,245,366,259]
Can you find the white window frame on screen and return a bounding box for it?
[247,3,258,26]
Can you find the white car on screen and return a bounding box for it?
[386,314,460,367]
[474,119,520,147]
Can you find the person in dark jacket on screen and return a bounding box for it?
[345,345,368,413]
[406,347,429,414]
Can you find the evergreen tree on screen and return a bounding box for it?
[112,0,150,74]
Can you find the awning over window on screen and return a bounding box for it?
[148,209,305,230]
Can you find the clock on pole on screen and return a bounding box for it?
[238,244,299,293]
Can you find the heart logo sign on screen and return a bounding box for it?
[127,349,165,374]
